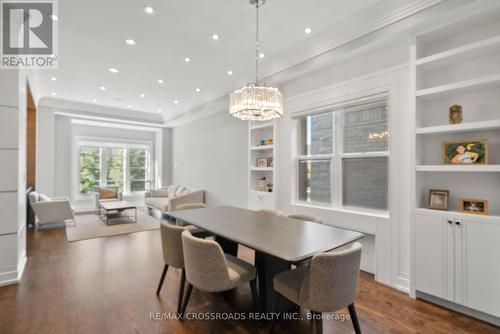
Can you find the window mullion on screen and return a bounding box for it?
[333,111,343,208]
[124,149,130,194]
[101,148,107,187]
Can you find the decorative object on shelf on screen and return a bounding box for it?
[443,139,489,164]
[258,177,267,192]
[267,183,273,192]
[256,158,268,168]
[228,0,284,121]
[449,104,463,124]
[267,156,273,167]
[267,138,273,145]
[260,139,267,146]
[460,198,488,215]
[428,189,450,211]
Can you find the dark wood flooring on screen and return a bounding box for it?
[1,226,499,334]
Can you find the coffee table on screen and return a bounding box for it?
[98,200,137,225]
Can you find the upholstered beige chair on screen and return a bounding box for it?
[175,203,208,234]
[157,222,188,314]
[269,242,363,334]
[179,230,258,316]
[287,213,322,224]
[257,208,283,216]
[28,192,75,227]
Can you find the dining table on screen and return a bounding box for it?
[169,206,364,312]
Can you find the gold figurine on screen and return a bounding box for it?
[449,104,463,124]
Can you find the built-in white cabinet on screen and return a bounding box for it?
[416,212,500,318]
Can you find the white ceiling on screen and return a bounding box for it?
[39,0,384,119]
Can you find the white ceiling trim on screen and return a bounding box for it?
[70,118,163,132]
[54,111,165,128]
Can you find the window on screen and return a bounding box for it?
[77,142,151,196]
[297,101,389,211]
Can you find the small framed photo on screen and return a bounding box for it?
[460,198,488,215]
[267,138,273,145]
[256,158,268,168]
[260,139,267,146]
[428,189,449,211]
[442,139,489,165]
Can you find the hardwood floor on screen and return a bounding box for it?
[1,226,499,334]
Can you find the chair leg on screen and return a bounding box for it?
[268,292,282,334]
[176,269,186,314]
[179,282,193,319]
[249,278,259,313]
[156,264,169,295]
[348,303,362,334]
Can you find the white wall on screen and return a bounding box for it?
[171,111,248,207]
[0,69,27,286]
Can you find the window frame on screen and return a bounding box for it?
[295,100,390,213]
[73,136,152,200]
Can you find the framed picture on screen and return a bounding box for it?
[428,189,449,211]
[267,156,273,167]
[267,138,273,145]
[460,198,488,215]
[256,158,268,168]
[442,139,489,164]
[260,139,267,146]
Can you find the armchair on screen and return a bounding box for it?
[28,192,75,226]
[94,186,123,208]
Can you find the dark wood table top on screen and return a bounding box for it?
[169,206,364,262]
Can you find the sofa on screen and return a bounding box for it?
[144,185,204,213]
[28,191,75,227]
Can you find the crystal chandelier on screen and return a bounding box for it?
[229,0,284,121]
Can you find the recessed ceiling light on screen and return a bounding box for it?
[304,27,312,34]
[109,68,119,73]
[227,70,233,75]
[211,34,219,40]
[51,92,56,96]
[158,109,162,113]
[125,39,136,46]
[92,99,97,103]
[157,79,164,84]
[195,88,201,92]
[259,52,265,58]
[128,104,133,108]
[140,93,146,98]
[174,100,179,104]
[50,14,58,21]
[184,57,191,63]
[143,6,154,15]
[100,86,106,90]
[50,76,57,81]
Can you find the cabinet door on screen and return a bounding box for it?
[248,192,275,210]
[415,214,449,299]
[461,220,500,317]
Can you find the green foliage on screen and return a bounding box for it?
[79,147,100,194]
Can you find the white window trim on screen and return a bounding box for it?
[72,136,153,200]
[295,99,390,213]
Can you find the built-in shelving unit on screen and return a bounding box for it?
[248,120,278,210]
[411,3,500,324]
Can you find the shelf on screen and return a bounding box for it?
[250,145,273,151]
[250,122,273,130]
[416,35,500,71]
[416,119,500,135]
[251,190,275,196]
[416,74,500,101]
[416,165,500,172]
[416,208,500,224]
[250,167,273,171]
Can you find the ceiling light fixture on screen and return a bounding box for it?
[184,57,191,63]
[195,88,201,92]
[259,52,265,58]
[125,39,136,46]
[50,76,57,81]
[50,14,58,21]
[100,86,106,90]
[109,68,119,73]
[51,92,56,96]
[157,79,164,84]
[143,6,154,15]
[304,27,312,34]
[158,109,162,113]
[211,34,219,40]
[174,100,179,104]
[92,99,98,103]
[140,93,146,98]
[227,70,233,76]
[128,104,133,108]
[229,0,284,121]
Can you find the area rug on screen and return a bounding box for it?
[66,210,160,242]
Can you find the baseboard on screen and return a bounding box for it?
[416,291,500,327]
[395,271,410,294]
[0,255,27,287]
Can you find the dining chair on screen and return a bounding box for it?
[269,242,363,334]
[175,203,208,235]
[179,230,259,317]
[287,213,322,224]
[156,222,188,314]
[257,208,283,216]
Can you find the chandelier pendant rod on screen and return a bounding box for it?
[255,0,260,86]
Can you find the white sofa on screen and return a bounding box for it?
[28,191,75,227]
[144,185,205,213]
